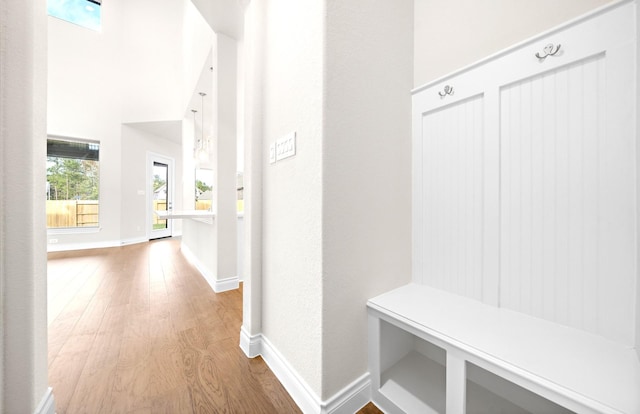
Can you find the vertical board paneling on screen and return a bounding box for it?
[421,96,484,300]
[499,54,635,345]
[412,1,637,349]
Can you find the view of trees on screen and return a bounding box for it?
[47,157,99,200]
[153,174,166,192]
[195,179,212,201]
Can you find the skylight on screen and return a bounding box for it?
[48,0,102,32]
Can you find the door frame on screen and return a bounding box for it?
[147,152,175,240]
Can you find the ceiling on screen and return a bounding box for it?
[191,0,247,40]
[125,120,184,143]
[130,1,246,146]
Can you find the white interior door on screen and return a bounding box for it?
[149,153,174,240]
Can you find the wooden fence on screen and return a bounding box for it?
[47,199,244,229]
[47,200,99,228]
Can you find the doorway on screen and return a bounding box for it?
[148,153,174,240]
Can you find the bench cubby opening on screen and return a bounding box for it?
[378,319,446,414]
[465,362,572,414]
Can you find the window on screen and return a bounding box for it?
[47,138,100,229]
[47,0,102,32]
[195,168,213,211]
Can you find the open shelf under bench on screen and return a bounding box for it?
[368,283,640,414]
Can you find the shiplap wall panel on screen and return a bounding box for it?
[421,96,484,301]
[499,54,636,345]
[412,1,637,347]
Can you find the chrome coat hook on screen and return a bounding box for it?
[535,43,562,60]
[438,85,454,98]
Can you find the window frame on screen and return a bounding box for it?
[46,136,101,233]
[47,0,102,32]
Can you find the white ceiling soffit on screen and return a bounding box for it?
[125,120,183,144]
[191,0,248,40]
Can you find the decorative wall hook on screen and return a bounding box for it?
[535,43,562,60]
[438,85,454,98]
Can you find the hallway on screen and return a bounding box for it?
[47,238,300,413]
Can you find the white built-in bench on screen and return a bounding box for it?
[368,284,640,414]
[368,1,640,412]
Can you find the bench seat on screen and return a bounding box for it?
[368,283,640,414]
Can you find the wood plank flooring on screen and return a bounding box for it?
[48,238,300,413]
[48,238,382,413]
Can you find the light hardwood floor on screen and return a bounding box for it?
[48,238,301,413]
[47,238,382,413]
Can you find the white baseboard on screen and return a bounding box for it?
[242,332,372,414]
[322,373,371,414]
[212,276,239,292]
[259,334,322,413]
[46,235,164,252]
[47,239,121,252]
[181,243,239,293]
[35,387,55,414]
[120,237,148,246]
[239,326,263,358]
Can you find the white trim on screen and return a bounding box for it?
[321,373,371,414]
[46,236,158,252]
[147,151,175,240]
[244,332,372,414]
[212,276,239,292]
[239,326,263,357]
[259,334,322,413]
[180,241,212,283]
[120,237,148,246]
[47,239,121,252]
[412,0,633,94]
[181,242,239,293]
[34,387,55,414]
[47,226,101,235]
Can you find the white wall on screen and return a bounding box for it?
[322,0,413,399]
[121,0,184,123]
[260,0,325,396]
[636,0,640,362]
[1,0,50,411]
[120,125,184,243]
[241,0,265,342]
[47,3,124,248]
[212,34,238,281]
[48,0,214,250]
[246,0,413,403]
[183,1,216,117]
[414,0,616,87]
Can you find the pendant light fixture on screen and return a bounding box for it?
[195,92,210,163]
[191,108,199,161]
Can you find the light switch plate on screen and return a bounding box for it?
[269,143,276,164]
[276,132,296,161]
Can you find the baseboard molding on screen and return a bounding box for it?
[239,326,263,358]
[212,276,239,292]
[47,239,121,252]
[35,387,55,414]
[46,235,161,252]
[259,334,322,413]
[120,237,148,246]
[321,373,371,414]
[181,243,239,293]
[243,332,372,414]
